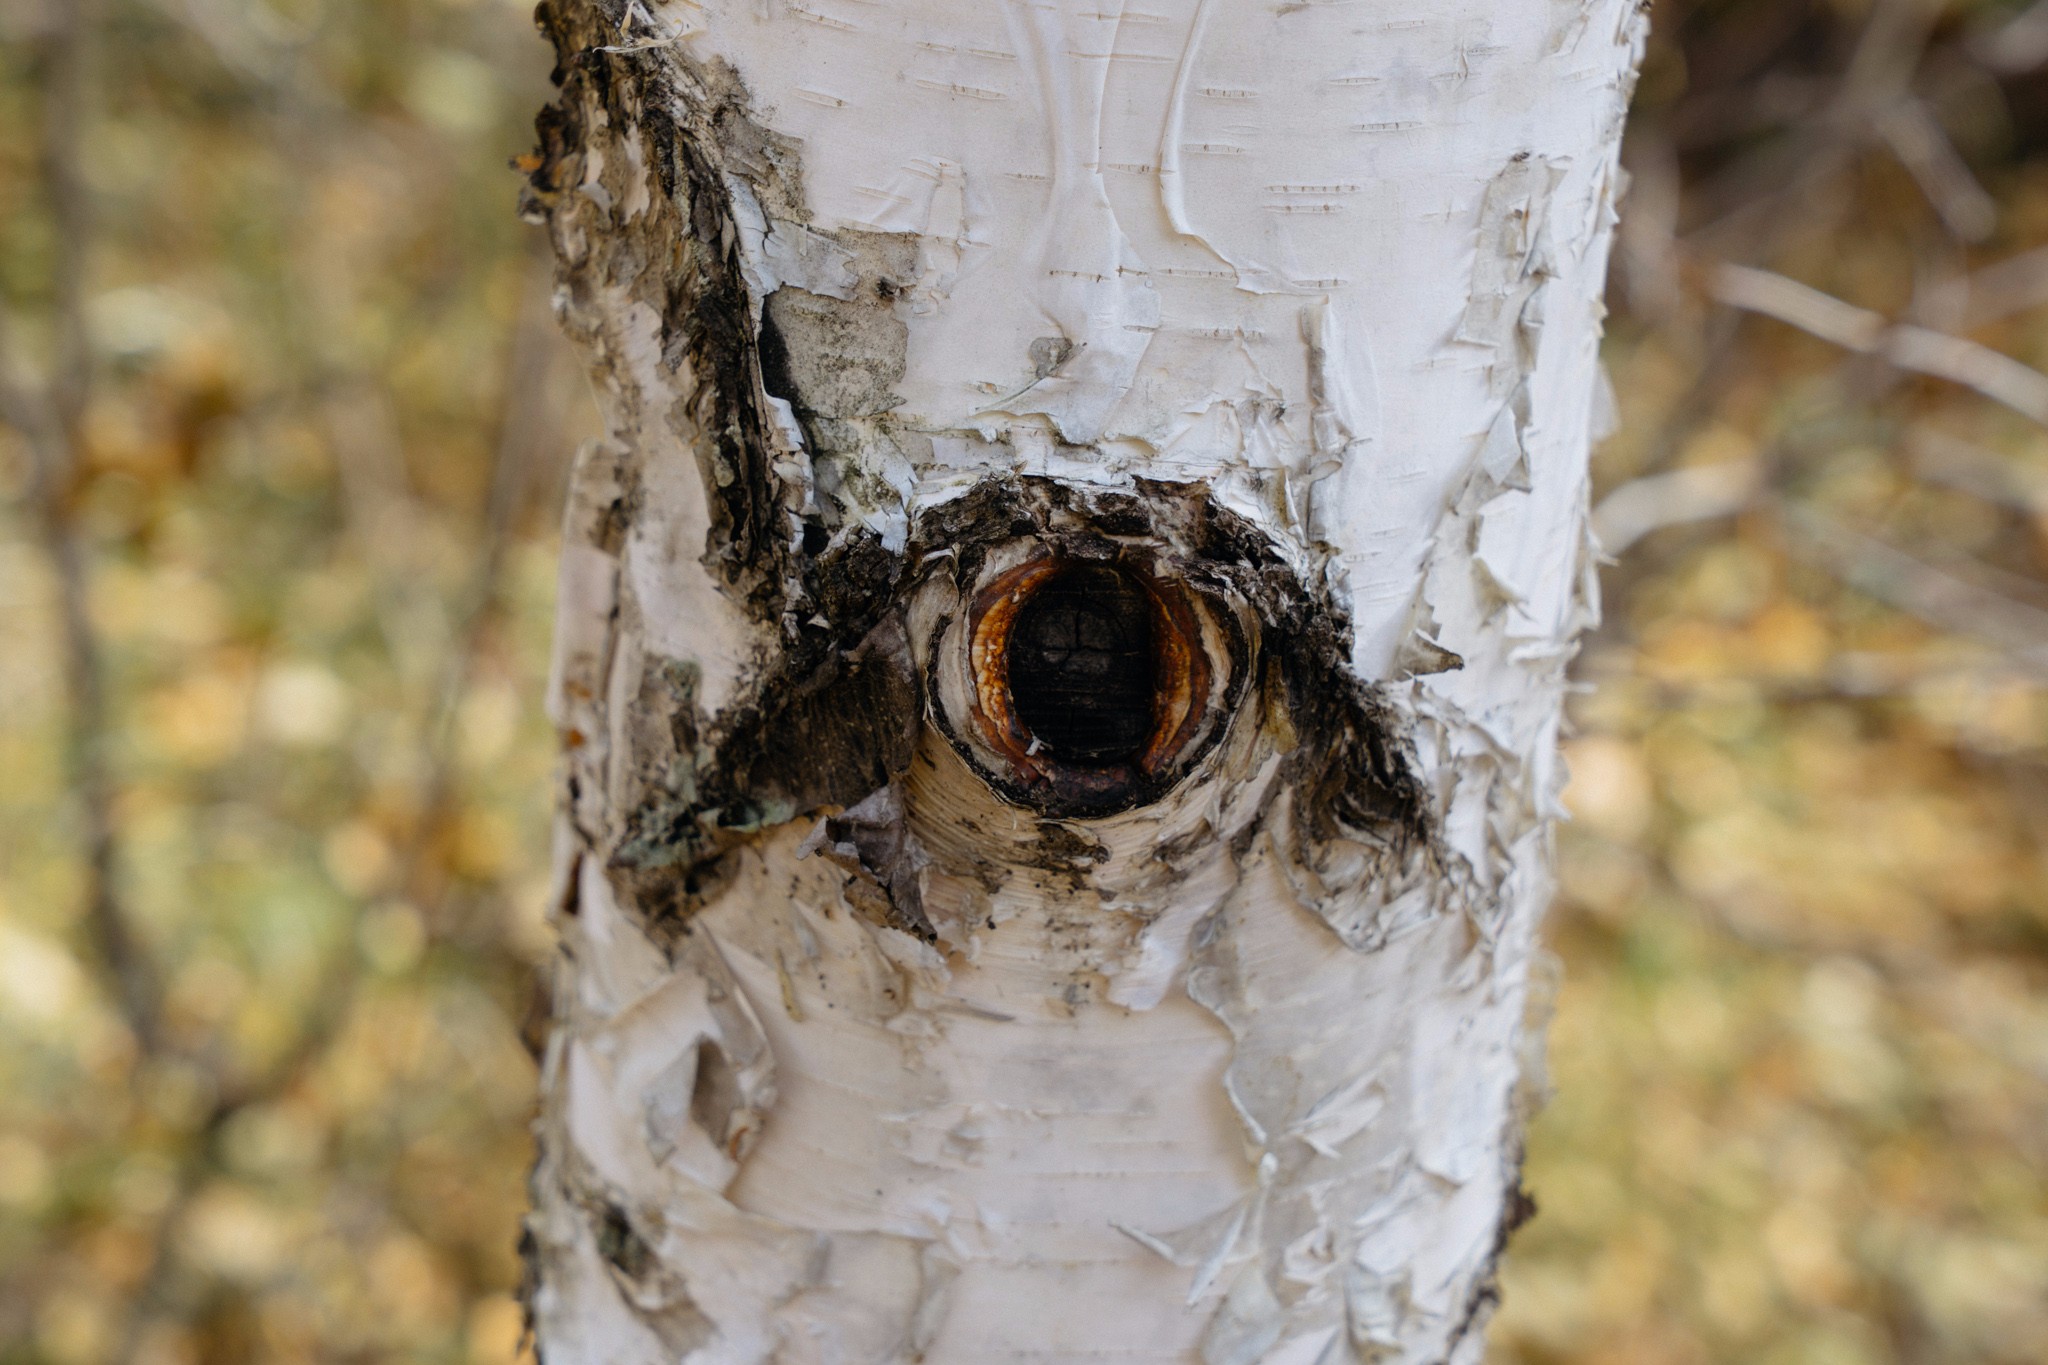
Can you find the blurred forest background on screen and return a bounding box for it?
[1,0,2045,1362]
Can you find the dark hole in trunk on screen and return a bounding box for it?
[1007,565,1155,765]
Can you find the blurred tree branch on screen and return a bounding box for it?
[1,5,565,1355]
[1713,264,2048,426]
[408,249,561,922]
[0,0,163,1058]
[1781,501,2048,677]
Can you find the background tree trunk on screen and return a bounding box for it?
[520,1,1645,1359]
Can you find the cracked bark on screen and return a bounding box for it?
[519,2,1647,1360]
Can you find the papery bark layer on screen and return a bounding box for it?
[521,3,1647,1360]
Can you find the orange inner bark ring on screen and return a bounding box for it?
[963,556,1218,809]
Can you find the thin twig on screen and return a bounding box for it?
[1684,0,1939,253]
[405,248,562,918]
[1780,501,2048,678]
[322,380,453,681]
[1948,244,2048,330]
[1908,428,2048,516]
[43,4,92,438]
[109,244,566,1361]
[1876,100,1997,245]
[1,0,164,1055]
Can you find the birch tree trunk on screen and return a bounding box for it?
[519,2,1646,1360]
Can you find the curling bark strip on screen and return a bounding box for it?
[520,1,1647,1360]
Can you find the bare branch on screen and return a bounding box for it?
[1840,0,1944,108]
[42,1,92,438]
[1,0,164,1055]
[1711,263,1887,349]
[1970,0,2048,74]
[1712,264,2048,426]
[1781,501,2048,677]
[1684,0,1939,255]
[405,247,563,917]
[1877,101,1997,244]
[1885,327,2048,422]
[1908,428,2048,515]
[1950,245,2048,330]
[1592,459,1763,556]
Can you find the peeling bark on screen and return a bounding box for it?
[521,1,1646,1360]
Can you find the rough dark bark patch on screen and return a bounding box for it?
[527,0,803,614]
[600,475,1430,928]
[1443,1159,1540,1364]
[521,5,1429,924]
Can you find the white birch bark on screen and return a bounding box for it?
[520,2,1646,1360]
